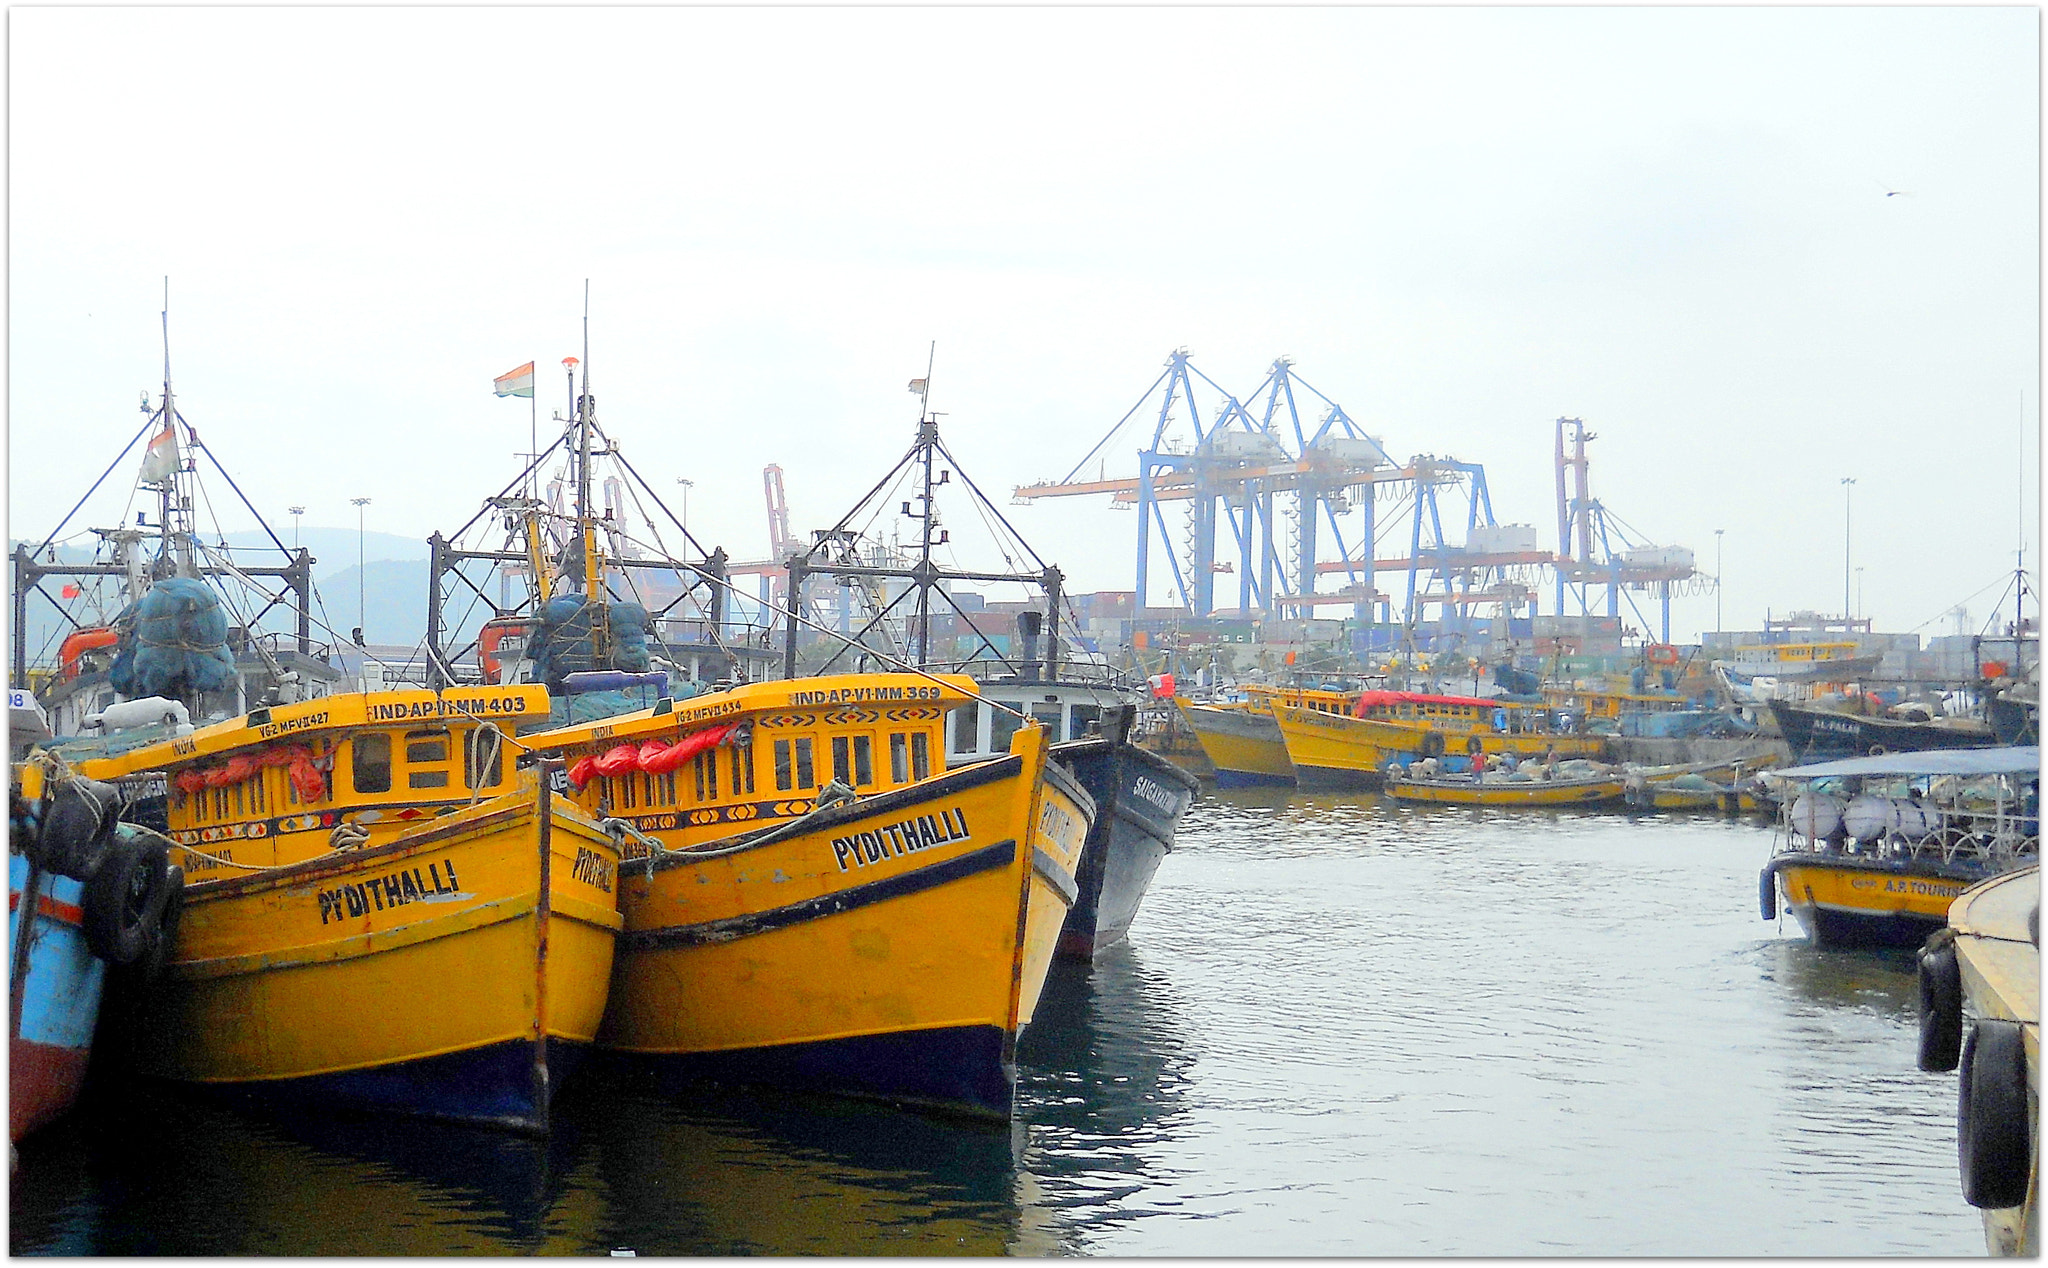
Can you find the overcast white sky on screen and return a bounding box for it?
[9,6,2039,646]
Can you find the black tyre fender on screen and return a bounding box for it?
[1758,865,1779,922]
[1958,1019,2033,1209]
[1915,934,1963,1072]
[127,865,185,986]
[36,778,121,880]
[84,830,173,966]
[1419,731,1446,759]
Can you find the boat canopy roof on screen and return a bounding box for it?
[65,685,552,778]
[1776,746,2041,780]
[1355,690,1503,712]
[526,672,981,751]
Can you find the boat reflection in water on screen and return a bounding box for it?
[10,1075,590,1255]
[12,938,1195,1256]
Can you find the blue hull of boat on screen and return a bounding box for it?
[10,854,106,1142]
[617,1023,1015,1122]
[1053,740,1198,959]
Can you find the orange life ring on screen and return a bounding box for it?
[1646,644,1680,666]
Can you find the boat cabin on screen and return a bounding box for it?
[1351,690,1576,736]
[529,673,989,850]
[68,685,550,878]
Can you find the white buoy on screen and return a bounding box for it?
[1843,794,1892,842]
[1789,791,1844,841]
[86,696,190,732]
[1888,798,1944,841]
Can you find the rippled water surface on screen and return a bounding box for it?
[12,790,1986,1255]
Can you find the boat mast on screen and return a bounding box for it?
[574,282,610,667]
[912,342,937,669]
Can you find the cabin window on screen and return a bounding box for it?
[616,774,638,809]
[729,747,754,796]
[1032,704,1062,740]
[831,736,851,786]
[693,750,720,802]
[890,733,910,783]
[233,782,245,817]
[853,735,873,786]
[353,734,393,794]
[774,739,794,791]
[462,731,504,789]
[404,729,453,790]
[989,704,1023,754]
[214,787,230,819]
[1071,704,1101,736]
[911,732,930,780]
[249,776,265,816]
[952,702,980,754]
[661,770,678,805]
[794,736,815,788]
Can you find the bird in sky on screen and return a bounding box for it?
[1873,178,1915,198]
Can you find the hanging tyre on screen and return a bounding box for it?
[35,778,121,880]
[1419,731,1446,759]
[126,865,185,986]
[1915,936,1962,1072]
[1758,866,1778,922]
[84,829,173,966]
[1958,1019,2032,1209]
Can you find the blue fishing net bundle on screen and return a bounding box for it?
[109,577,236,699]
[527,595,659,688]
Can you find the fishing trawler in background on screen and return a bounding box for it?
[1174,682,1357,787]
[1273,688,1606,788]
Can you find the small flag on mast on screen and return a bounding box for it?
[494,362,536,398]
[138,423,180,485]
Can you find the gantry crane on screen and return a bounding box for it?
[1014,352,1546,642]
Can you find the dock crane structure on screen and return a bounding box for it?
[1014,352,1544,642]
[1552,416,1699,644]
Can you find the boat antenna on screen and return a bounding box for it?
[157,277,196,580]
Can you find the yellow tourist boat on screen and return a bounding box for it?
[1916,864,2039,1256]
[525,672,1095,1121]
[1382,773,1628,807]
[1761,747,2038,950]
[1273,689,1607,788]
[1174,684,1354,787]
[64,684,621,1133]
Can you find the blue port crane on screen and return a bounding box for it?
[1013,352,1544,638]
[1014,350,1395,618]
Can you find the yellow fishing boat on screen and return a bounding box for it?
[1382,773,1628,807]
[66,684,621,1133]
[1173,684,1354,787]
[1916,864,2038,1256]
[1274,689,1606,788]
[525,672,1094,1121]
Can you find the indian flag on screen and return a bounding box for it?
[138,423,180,485]
[494,362,536,398]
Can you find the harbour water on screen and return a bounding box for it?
[11,789,1985,1256]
